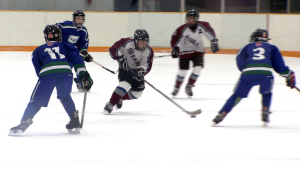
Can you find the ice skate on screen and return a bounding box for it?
[261,111,271,126]
[212,111,227,126]
[9,118,33,136]
[171,88,179,97]
[185,85,194,98]
[66,110,80,134]
[74,78,84,92]
[103,102,114,115]
[116,99,123,110]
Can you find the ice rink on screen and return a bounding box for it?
[1,51,300,169]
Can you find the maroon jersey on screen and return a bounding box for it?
[109,38,154,75]
[171,21,217,59]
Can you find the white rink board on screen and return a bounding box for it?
[1,52,300,169]
[0,11,300,51]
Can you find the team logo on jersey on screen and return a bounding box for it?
[127,48,140,66]
[198,29,202,34]
[68,35,79,44]
[47,43,53,46]
[256,42,262,46]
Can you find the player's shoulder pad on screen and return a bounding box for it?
[198,21,211,28]
[177,24,188,30]
[58,20,74,27]
[81,26,88,31]
[120,38,133,45]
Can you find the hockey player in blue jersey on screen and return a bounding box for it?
[9,25,93,136]
[212,28,296,126]
[56,10,94,92]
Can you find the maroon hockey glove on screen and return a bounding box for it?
[171,47,180,58]
[211,39,219,53]
[134,68,145,81]
[117,56,129,71]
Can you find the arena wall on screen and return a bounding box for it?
[0,11,299,56]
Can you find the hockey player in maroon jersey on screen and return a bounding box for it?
[170,9,219,98]
[103,29,154,114]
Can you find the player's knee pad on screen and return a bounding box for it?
[178,70,188,78]
[130,90,144,99]
[192,66,202,76]
[118,81,131,92]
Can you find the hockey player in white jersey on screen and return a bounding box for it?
[170,9,219,97]
[103,29,154,114]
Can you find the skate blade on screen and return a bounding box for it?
[189,109,201,116]
[211,122,218,127]
[68,128,80,134]
[103,110,111,115]
[263,122,268,127]
[8,129,23,136]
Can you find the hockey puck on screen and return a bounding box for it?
[191,115,196,118]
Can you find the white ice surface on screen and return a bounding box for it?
[1,52,300,169]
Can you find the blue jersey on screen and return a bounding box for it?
[56,21,89,51]
[31,41,86,78]
[236,42,290,79]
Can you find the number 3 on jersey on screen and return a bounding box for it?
[253,47,265,60]
[44,47,65,59]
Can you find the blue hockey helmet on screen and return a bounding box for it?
[43,25,61,42]
[73,10,85,29]
[250,29,271,42]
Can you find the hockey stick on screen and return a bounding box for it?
[80,81,88,128]
[93,61,201,117]
[144,80,201,117]
[155,48,212,58]
[295,86,300,92]
[92,60,118,74]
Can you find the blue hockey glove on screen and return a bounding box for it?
[80,50,94,62]
[79,71,93,91]
[211,39,219,53]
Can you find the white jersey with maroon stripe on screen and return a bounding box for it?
[171,21,217,54]
[109,38,154,75]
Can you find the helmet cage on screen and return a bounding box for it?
[134,29,149,51]
[43,25,62,43]
[250,29,271,43]
[186,9,199,27]
[73,10,85,29]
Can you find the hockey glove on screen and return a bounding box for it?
[284,70,296,89]
[134,68,146,81]
[80,50,94,62]
[117,56,129,71]
[171,47,180,58]
[211,39,219,53]
[79,71,93,91]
